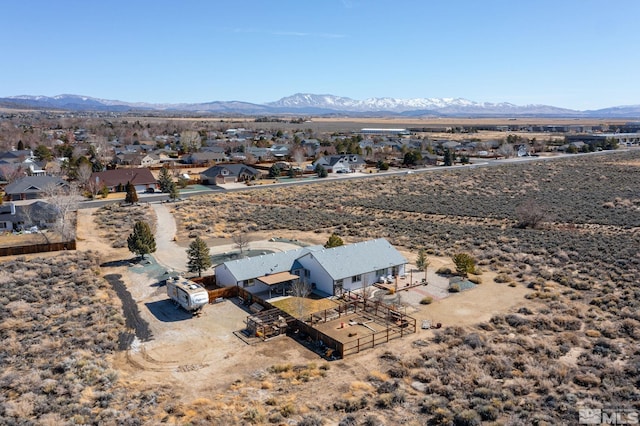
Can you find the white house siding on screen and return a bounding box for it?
[214,264,238,287]
[296,254,335,295]
[296,253,405,296]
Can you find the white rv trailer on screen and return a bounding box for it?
[166,276,209,314]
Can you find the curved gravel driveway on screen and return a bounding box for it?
[151,202,304,274]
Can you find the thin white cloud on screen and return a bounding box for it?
[273,31,346,39]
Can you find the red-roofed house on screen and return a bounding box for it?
[90,168,157,193]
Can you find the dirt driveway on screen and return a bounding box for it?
[76,207,532,408]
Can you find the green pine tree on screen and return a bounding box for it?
[168,180,180,201]
[187,236,212,277]
[415,248,430,283]
[324,233,344,248]
[158,166,174,193]
[125,181,138,204]
[127,221,156,260]
[452,253,476,277]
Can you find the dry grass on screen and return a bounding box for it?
[269,295,340,317]
[3,148,640,424]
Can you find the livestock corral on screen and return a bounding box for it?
[293,299,417,359]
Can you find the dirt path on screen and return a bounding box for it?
[77,205,533,410]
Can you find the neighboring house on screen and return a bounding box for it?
[313,154,366,173]
[245,147,272,161]
[270,144,291,159]
[200,164,261,185]
[214,238,407,297]
[3,176,69,201]
[183,151,228,166]
[140,153,161,167]
[0,201,59,231]
[0,150,35,162]
[90,168,157,193]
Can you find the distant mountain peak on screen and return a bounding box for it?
[1,93,639,117]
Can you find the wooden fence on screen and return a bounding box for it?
[0,240,76,257]
[292,299,416,359]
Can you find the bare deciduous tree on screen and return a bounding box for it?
[291,147,306,171]
[232,231,252,255]
[291,279,311,318]
[497,143,515,158]
[43,182,80,240]
[515,199,550,229]
[180,130,202,153]
[76,163,93,189]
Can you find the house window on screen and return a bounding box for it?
[244,279,254,287]
[335,279,343,291]
[352,275,362,283]
[376,268,387,277]
[304,269,311,278]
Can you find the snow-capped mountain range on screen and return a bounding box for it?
[2,93,639,117]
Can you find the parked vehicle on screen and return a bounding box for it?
[166,276,209,315]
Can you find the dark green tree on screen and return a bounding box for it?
[168,180,180,201]
[324,233,344,248]
[403,150,422,166]
[268,164,281,178]
[17,140,25,150]
[125,181,138,204]
[415,248,430,283]
[443,148,453,166]
[34,144,53,162]
[453,253,476,277]
[158,166,174,193]
[187,236,212,277]
[127,221,156,260]
[315,164,328,178]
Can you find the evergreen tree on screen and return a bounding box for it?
[125,181,138,204]
[187,236,212,277]
[158,167,173,192]
[443,148,453,166]
[453,253,476,277]
[127,221,156,260]
[324,233,344,248]
[34,144,53,161]
[415,248,430,283]
[168,180,180,201]
[268,164,281,178]
[315,164,328,178]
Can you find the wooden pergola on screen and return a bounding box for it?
[246,308,295,341]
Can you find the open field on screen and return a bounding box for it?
[1,149,639,424]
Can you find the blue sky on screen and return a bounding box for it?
[2,0,639,110]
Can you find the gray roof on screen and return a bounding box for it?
[220,246,324,282]
[301,238,407,280]
[200,164,260,178]
[4,176,68,195]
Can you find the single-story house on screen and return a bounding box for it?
[183,151,228,166]
[295,239,407,296]
[90,168,157,193]
[0,201,59,231]
[3,176,69,201]
[200,164,261,185]
[215,246,324,296]
[313,154,366,173]
[214,238,407,297]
